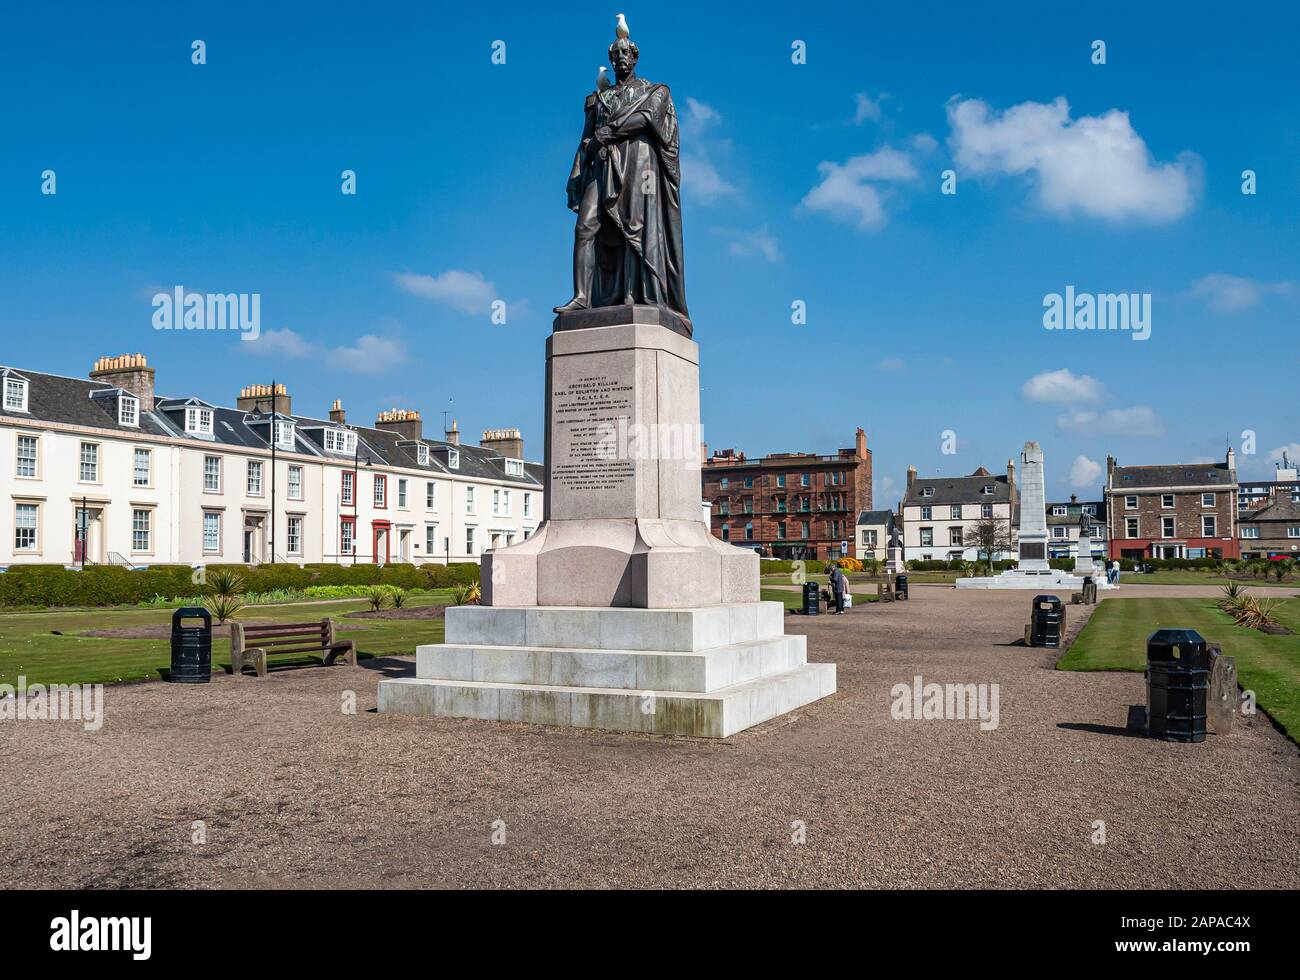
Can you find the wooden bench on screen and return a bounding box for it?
[229,618,356,678]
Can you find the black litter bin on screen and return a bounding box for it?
[802,581,821,616]
[170,607,212,684]
[1030,594,1065,647]
[895,574,909,600]
[1146,628,1209,742]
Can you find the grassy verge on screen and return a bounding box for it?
[759,587,876,612]
[1059,595,1300,742]
[0,594,447,687]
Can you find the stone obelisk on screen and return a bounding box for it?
[956,440,1111,589]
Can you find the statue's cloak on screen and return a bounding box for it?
[566,77,689,322]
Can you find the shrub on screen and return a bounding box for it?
[365,586,390,612]
[0,560,479,608]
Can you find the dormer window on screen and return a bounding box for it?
[274,420,295,449]
[3,375,28,413]
[323,428,357,455]
[119,394,139,427]
[921,487,934,497]
[417,444,430,466]
[505,458,524,477]
[448,449,460,469]
[185,407,214,435]
[981,485,995,495]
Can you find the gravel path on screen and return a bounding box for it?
[2,587,1296,889]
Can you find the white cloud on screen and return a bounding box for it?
[1021,368,1106,403]
[876,356,905,372]
[910,133,939,153]
[718,226,780,262]
[681,98,736,203]
[801,147,919,230]
[876,476,898,505]
[1269,443,1300,466]
[1057,405,1165,437]
[1069,454,1103,488]
[241,328,313,358]
[394,270,496,315]
[946,96,1199,222]
[327,335,406,373]
[1190,273,1291,314]
[854,92,885,125]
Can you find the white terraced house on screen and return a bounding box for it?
[0,354,543,567]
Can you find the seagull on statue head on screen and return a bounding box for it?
[615,12,630,39]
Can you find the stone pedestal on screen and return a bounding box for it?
[379,602,835,738]
[482,313,757,608]
[1073,531,1099,578]
[379,307,835,737]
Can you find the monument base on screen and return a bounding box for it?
[954,569,1116,590]
[377,602,836,738]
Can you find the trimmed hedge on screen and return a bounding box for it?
[0,561,479,608]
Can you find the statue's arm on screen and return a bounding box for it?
[565,95,599,210]
[608,85,669,141]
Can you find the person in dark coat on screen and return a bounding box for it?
[828,564,847,615]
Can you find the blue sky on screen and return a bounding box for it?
[2,1,1297,505]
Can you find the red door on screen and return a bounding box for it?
[372,521,391,564]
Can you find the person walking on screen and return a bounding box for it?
[1109,559,1120,585]
[829,564,848,615]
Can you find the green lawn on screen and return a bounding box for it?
[759,587,877,612]
[1059,595,1300,741]
[0,594,449,687]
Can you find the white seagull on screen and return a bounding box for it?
[615,13,629,39]
[597,66,612,91]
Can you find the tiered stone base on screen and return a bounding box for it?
[377,602,835,738]
[955,569,1116,590]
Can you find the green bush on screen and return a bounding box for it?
[0,560,478,609]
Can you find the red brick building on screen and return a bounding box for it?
[1104,450,1239,560]
[702,429,872,560]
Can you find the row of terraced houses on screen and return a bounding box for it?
[0,354,543,567]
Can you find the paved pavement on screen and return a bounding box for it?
[2,587,1296,888]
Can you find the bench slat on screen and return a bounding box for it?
[251,644,334,657]
[245,629,330,644]
[242,622,327,635]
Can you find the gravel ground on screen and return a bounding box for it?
[2,585,1296,889]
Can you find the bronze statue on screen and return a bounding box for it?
[554,15,691,335]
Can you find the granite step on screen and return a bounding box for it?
[378,661,836,738]
[443,601,787,652]
[416,634,807,693]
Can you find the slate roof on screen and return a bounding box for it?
[1046,500,1105,526]
[1110,462,1234,490]
[1,365,541,486]
[855,509,896,527]
[903,472,1011,506]
[1240,500,1300,524]
[2,367,173,438]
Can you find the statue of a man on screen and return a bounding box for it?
[553,17,691,335]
